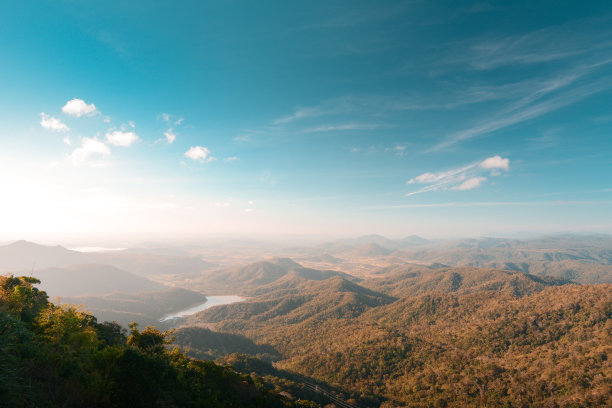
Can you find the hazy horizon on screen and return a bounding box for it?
[2,230,611,252]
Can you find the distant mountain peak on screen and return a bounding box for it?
[266,257,301,268]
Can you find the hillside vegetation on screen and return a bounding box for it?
[363,265,570,297]
[278,285,611,407]
[182,266,611,407]
[0,275,317,408]
[188,257,359,294]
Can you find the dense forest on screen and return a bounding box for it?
[184,267,611,407]
[0,275,318,408]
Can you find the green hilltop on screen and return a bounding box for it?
[0,275,317,408]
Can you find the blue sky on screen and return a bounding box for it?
[1,1,611,240]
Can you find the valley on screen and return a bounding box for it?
[1,234,610,406]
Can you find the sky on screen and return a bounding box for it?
[1,0,611,242]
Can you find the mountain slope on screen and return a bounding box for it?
[62,287,206,327]
[399,235,612,284]
[0,275,309,408]
[31,264,165,297]
[177,261,610,407]
[0,240,215,277]
[272,284,612,408]
[0,240,87,270]
[363,265,570,298]
[189,258,357,294]
[188,276,394,329]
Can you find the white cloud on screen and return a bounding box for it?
[175,117,184,125]
[62,99,99,117]
[69,137,111,166]
[479,155,509,171]
[452,177,487,190]
[164,129,176,144]
[406,156,510,196]
[106,130,139,147]
[40,113,69,131]
[408,172,442,184]
[159,113,171,122]
[63,136,71,146]
[224,156,239,162]
[185,146,214,162]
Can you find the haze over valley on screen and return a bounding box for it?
[1,233,611,406]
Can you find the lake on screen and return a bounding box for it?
[160,295,244,322]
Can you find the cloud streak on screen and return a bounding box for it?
[406,155,510,196]
[303,123,384,133]
[430,72,612,151]
[366,200,612,210]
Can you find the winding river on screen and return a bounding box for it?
[160,295,244,322]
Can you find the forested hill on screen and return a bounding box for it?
[182,267,611,407]
[0,275,317,408]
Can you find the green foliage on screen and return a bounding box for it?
[0,275,317,408]
[127,322,171,354]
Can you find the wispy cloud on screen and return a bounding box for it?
[158,113,184,125]
[366,200,612,210]
[443,14,612,71]
[430,71,612,151]
[157,114,185,144]
[232,134,253,143]
[69,137,111,166]
[272,98,356,125]
[164,129,176,144]
[40,113,69,131]
[406,155,510,196]
[303,123,384,133]
[386,145,407,156]
[106,130,139,147]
